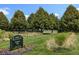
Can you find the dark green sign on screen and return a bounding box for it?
[10,35,23,50]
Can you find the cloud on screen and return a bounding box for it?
[54,13,60,19]
[0,7,10,15]
[25,15,29,20]
[55,13,59,17]
[77,8,79,11]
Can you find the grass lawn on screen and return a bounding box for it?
[0,32,79,55]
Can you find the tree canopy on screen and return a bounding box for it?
[27,7,58,32]
[61,5,79,32]
[10,10,27,31]
[0,12,9,30]
[0,5,79,32]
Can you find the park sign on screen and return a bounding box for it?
[10,35,23,50]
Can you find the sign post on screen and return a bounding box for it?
[10,35,23,50]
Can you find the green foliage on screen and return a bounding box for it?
[0,5,79,32]
[49,13,59,30]
[61,5,79,32]
[8,32,14,39]
[35,7,49,30]
[0,12,9,30]
[54,33,68,46]
[27,13,37,30]
[27,7,58,32]
[10,10,27,31]
[0,29,5,38]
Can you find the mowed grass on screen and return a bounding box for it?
[0,32,79,54]
[0,41,9,49]
[23,32,71,55]
[23,34,52,55]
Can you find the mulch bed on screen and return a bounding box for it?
[0,46,33,55]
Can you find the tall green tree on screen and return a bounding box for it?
[49,13,59,30]
[27,13,36,30]
[0,12,9,30]
[35,7,50,31]
[27,7,50,31]
[10,10,27,31]
[61,5,79,32]
[27,7,59,31]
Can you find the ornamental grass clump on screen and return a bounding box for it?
[54,33,69,46]
[46,38,58,51]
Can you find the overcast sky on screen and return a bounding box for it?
[0,4,79,20]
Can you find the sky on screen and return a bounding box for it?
[0,4,79,21]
